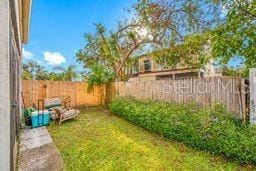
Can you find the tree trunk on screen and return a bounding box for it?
[116,71,122,81]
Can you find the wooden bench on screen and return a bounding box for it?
[44,97,79,126]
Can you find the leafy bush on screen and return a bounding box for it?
[109,97,256,164]
[24,107,36,118]
[86,64,115,91]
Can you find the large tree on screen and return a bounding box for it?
[77,0,223,81]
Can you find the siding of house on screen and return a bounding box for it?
[134,53,220,81]
[138,55,200,73]
[0,1,11,170]
[0,0,31,170]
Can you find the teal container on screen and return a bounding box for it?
[31,110,50,128]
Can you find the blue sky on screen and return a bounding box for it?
[23,0,137,70]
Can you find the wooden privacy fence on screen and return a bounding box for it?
[22,80,106,108]
[110,77,248,120]
[22,77,248,120]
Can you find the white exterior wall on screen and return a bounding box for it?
[0,0,11,170]
[0,0,25,170]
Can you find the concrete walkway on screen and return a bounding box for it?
[18,127,64,171]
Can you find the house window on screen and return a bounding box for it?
[144,60,151,72]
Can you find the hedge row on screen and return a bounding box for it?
[109,97,256,164]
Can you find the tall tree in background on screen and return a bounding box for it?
[77,0,255,82]
[77,0,223,81]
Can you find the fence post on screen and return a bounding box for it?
[249,68,256,125]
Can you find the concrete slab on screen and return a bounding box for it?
[20,127,49,141]
[18,127,65,171]
[19,127,52,152]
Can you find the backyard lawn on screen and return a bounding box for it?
[48,107,253,170]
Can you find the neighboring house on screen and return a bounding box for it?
[125,44,222,81]
[0,0,32,170]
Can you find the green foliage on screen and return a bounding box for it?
[22,60,49,80]
[85,64,115,91]
[22,69,32,80]
[222,66,248,77]
[76,24,122,80]
[24,107,36,118]
[62,65,78,81]
[22,60,78,81]
[109,97,256,164]
[48,65,78,81]
[151,32,212,67]
[212,0,256,75]
[135,0,222,39]
[48,107,249,170]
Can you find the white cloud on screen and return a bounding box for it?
[43,51,66,65]
[22,48,33,59]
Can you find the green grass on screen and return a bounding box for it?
[48,106,254,170]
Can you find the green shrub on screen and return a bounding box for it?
[109,97,256,164]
